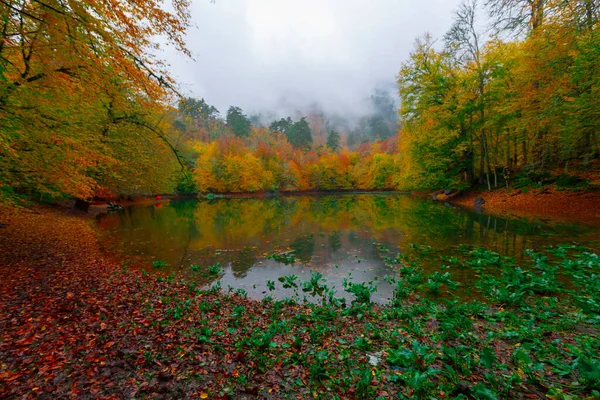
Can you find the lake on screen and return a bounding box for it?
[95,193,600,303]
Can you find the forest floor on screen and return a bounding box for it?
[445,187,600,225]
[1,205,599,399]
[444,160,600,224]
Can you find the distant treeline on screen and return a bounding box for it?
[174,96,400,194]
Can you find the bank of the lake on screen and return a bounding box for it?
[1,204,599,399]
[444,187,600,225]
[93,185,600,227]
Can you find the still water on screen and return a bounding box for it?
[95,194,600,302]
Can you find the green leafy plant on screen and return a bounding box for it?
[267,251,296,264]
[343,279,376,306]
[208,262,223,275]
[152,260,168,268]
[278,274,299,289]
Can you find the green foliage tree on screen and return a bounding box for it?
[269,117,294,136]
[179,98,220,121]
[289,118,313,150]
[366,88,398,139]
[397,35,469,190]
[226,106,251,137]
[269,117,313,150]
[326,129,341,151]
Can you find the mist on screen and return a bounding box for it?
[160,0,464,120]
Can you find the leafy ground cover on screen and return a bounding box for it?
[0,206,599,399]
[449,187,600,225]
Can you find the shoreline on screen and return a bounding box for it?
[441,186,600,225]
[89,186,600,227]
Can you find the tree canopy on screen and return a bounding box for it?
[396,0,600,190]
[327,129,341,151]
[0,0,193,201]
[226,106,251,138]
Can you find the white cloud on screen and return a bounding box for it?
[162,0,464,118]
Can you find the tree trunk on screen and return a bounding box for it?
[531,0,545,31]
[513,136,518,167]
[585,0,595,30]
[479,137,485,185]
[482,128,492,191]
[506,130,511,169]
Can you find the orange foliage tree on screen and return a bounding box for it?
[189,127,401,194]
[0,0,193,201]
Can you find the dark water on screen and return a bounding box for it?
[95,194,600,302]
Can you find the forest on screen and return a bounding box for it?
[1,0,599,202]
[2,1,600,399]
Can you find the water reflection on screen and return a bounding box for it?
[96,194,599,302]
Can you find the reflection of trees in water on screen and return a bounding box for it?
[346,231,362,247]
[328,231,342,253]
[397,201,593,259]
[231,247,259,278]
[171,199,197,219]
[97,194,595,271]
[291,234,315,264]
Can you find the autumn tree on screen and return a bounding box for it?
[446,0,492,188]
[397,35,469,190]
[486,0,547,33]
[307,110,328,147]
[309,152,352,190]
[397,0,600,191]
[0,0,193,201]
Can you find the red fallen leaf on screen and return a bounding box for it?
[16,335,36,346]
[102,341,115,349]
[0,372,20,382]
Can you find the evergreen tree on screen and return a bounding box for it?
[289,118,313,150]
[327,129,341,151]
[226,106,251,137]
[269,117,293,135]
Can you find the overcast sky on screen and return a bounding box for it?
[162,0,464,118]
